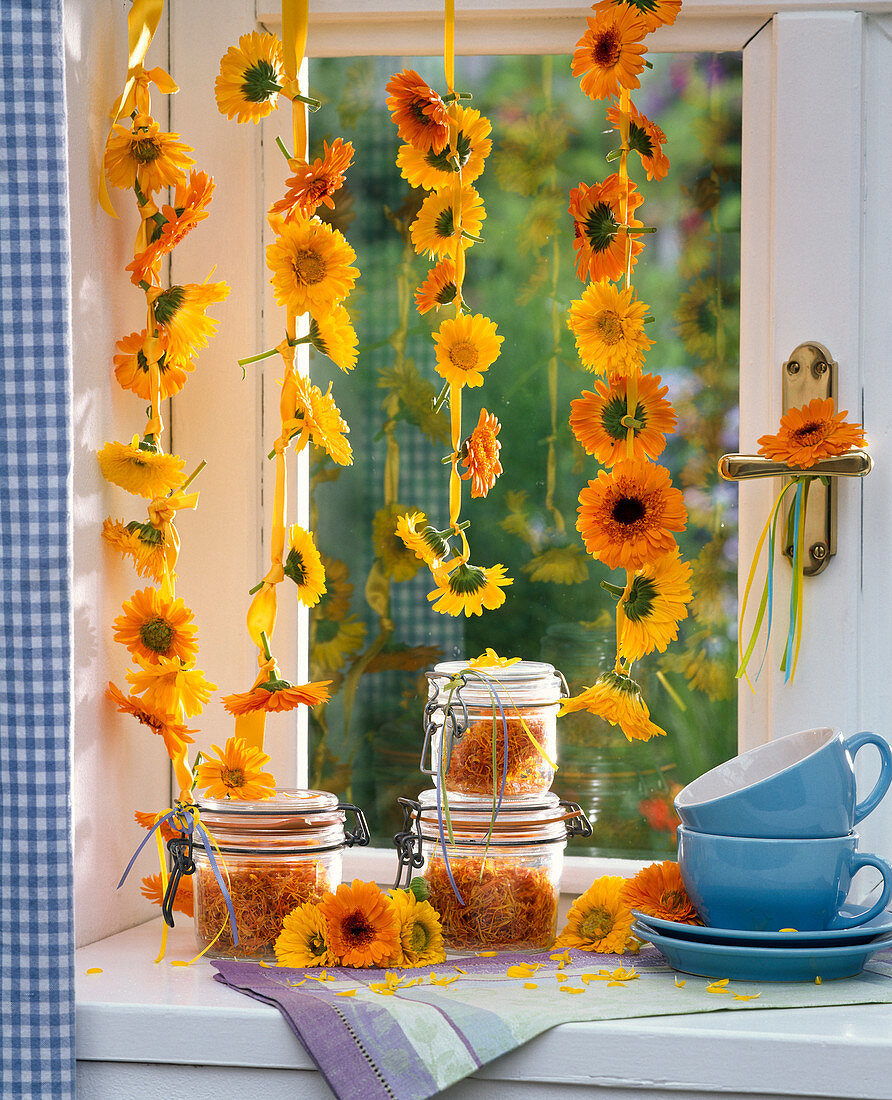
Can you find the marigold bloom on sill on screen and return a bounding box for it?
[621,860,701,924]
[618,549,692,661]
[576,458,687,571]
[385,69,449,154]
[411,185,486,260]
[103,113,194,194]
[148,280,230,361]
[284,525,327,608]
[460,408,502,498]
[113,331,193,401]
[415,258,457,314]
[112,586,199,665]
[215,31,285,123]
[373,503,424,582]
[127,170,215,286]
[555,875,635,953]
[141,872,194,917]
[97,437,185,500]
[319,880,401,968]
[569,175,644,284]
[195,735,277,801]
[387,889,446,968]
[427,561,513,618]
[571,373,676,468]
[571,7,648,102]
[125,654,216,720]
[560,669,666,742]
[270,137,355,221]
[567,282,653,376]
[606,100,670,182]
[757,397,866,470]
[433,313,503,389]
[396,105,492,193]
[222,677,331,716]
[105,682,196,759]
[275,900,338,967]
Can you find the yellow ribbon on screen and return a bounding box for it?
[282,0,309,159]
[98,0,172,218]
[147,488,200,598]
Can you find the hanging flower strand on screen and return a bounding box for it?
[389,1,513,618]
[562,0,690,743]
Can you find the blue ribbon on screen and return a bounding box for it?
[117,802,239,945]
[782,479,805,682]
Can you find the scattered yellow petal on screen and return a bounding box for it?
[675,977,686,988]
[86,968,103,975]
[524,982,538,989]
[560,986,586,994]
[258,960,273,968]
[453,967,467,974]
[370,985,396,995]
[706,979,730,995]
[550,950,571,964]
[288,978,306,987]
[779,928,798,933]
[170,961,190,967]
[507,964,537,979]
[336,989,358,997]
[477,951,498,957]
[555,973,568,982]
[732,992,761,1001]
[309,971,333,983]
[429,973,459,987]
[815,976,822,985]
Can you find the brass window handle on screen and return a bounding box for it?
[718,450,872,482]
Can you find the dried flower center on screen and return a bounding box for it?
[791,421,826,446]
[595,310,624,346]
[222,766,245,789]
[342,911,375,947]
[131,137,161,164]
[293,248,326,285]
[612,495,647,525]
[579,906,615,940]
[139,616,174,654]
[240,59,280,104]
[284,548,307,586]
[592,28,622,68]
[449,340,479,372]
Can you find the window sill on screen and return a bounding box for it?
[76,918,892,1099]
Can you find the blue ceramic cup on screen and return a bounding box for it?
[677,825,892,931]
[674,727,892,838]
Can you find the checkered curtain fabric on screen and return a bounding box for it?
[0,1,75,1096]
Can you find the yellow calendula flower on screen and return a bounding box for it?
[101,518,170,582]
[113,330,193,402]
[522,545,590,585]
[103,113,194,195]
[414,258,457,314]
[106,682,196,759]
[410,185,486,260]
[308,303,358,372]
[559,670,666,743]
[570,373,677,468]
[395,511,446,567]
[222,677,332,716]
[112,587,199,665]
[396,105,492,192]
[556,875,636,953]
[148,280,230,361]
[194,736,276,801]
[287,377,353,466]
[311,616,366,675]
[618,550,693,661]
[125,654,216,720]
[215,31,285,123]
[275,901,338,967]
[428,562,513,618]
[266,216,359,318]
[387,889,446,968]
[433,313,503,389]
[567,282,653,376]
[97,437,185,500]
[284,525,327,608]
[373,503,423,582]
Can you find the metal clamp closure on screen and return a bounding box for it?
[559,799,594,839]
[419,693,468,778]
[338,802,370,848]
[392,797,424,888]
[161,832,195,928]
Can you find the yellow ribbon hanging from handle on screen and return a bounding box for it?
[282,0,310,159]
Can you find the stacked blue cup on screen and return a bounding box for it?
[673,727,892,931]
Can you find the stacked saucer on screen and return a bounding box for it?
[633,726,892,981]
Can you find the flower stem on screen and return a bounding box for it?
[275,135,293,162]
[600,580,625,599]
[432,382,450,413]
[238,347,280,367]
[248,581,264,595]
[178,459,207,493]
[259,630,273,662]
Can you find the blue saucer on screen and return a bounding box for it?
[631,903,892,948]
[630,920,892,982]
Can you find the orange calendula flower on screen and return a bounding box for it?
[555,875,636,953]
[427,561,513,618]
[620,861,701,924]
[593,0,682,34]
[569,175,644,284]
[606,100,670,182]
[460,408,502,498]
[308,304,358,372]
[567,282,653,376]
[572,7,647,102]
[395,511,446,567]
[275,901,338,967]
[319,880,401,968]
[411,185,486,260]
[396,105,492,192]
[618,549,692,660]
[757,397,866,470]
[141,872,194,917]
[559,669,666,742]
[373,503,423,582]
[287,377,353,466]
[148,280,230,361]
[576,458,687,571]
[284,525,327,607]
[125,655,216,720]
[104,113,195,194]
[102,518,170,582]
[97,437,185,500]
[570,373,677,467]
[433,313,503,389]
[112,587,199,665]
[127,170,216,286]
[222,677,331,716]
[194,736,277,801]
[270,138,355,221]
[105,682,196,759]
[113,331,193,402]
[385,69,449,154]
[215,31,285,123]
[414,258,457,314]
[134,809,176,844]
[266,215,359,318]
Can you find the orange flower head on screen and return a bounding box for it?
[414,259,457,314]
[757,398,866,470]
[460,408,502,498]
[606,101,670,182]
[106,682,196,759]
[113,331,194,402]
[103,113,194,195]
[570,373,676,467]
[433,312,503,389]
[576,458,687,571]
[127,170,216,286]
[593,0,683,34]
[396,105,492,192]
[222,677,331,716]
[567,281,653,375]
[102,517,171,583]
[411,185,486,260]
[385,69,449,154]
[112,587,199,665]
[194,735,276,801]
[569,175,645,284]
[141,873,194,917]
[318,879,401,967]
[620,861,701,924]
[571,7,648,102]
[270,138,355,221]
[266,215,359,318]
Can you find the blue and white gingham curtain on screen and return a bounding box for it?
[0,1,75,1096]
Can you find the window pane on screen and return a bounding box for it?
[307,53,741,857]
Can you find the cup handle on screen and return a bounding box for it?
[847,731,892,825]
[832,851,892,929]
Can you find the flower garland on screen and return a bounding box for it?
[208,3,357,786]
[98,0,223,821]
[390,2,514,619]
[561,0,692,742]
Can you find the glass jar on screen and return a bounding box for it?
[422,660,568,800]
[394,790,591,952]
[192,789,369,959]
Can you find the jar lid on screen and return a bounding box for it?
[427,660,564,706]
[193,788,346,852]
[409,789,589,846]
